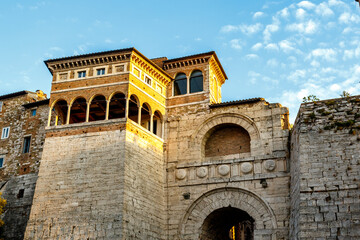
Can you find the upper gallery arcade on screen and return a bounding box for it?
[45,47,227,139]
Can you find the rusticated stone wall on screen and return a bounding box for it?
[24,128,127,239]
[165,100,291,239]
[290,95,360,239]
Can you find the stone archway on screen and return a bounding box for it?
[179,188,277,240]
[190,113,263,160]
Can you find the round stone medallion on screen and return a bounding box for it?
[264,160,276,171]
[196,167,208,178]
[241,162,253,174]
[218,165,230,176]
[175,169,187,180]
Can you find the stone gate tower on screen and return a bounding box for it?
[24,48,291,239]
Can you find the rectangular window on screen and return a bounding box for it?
[145,76,152,86]
[133,67,140,77]
[59,73,68,80]
[97,68,105,75]
[0,101,3,112]
[23,136,31,153]
[0,157,4,168]
[1,127,10,139]
[78,71,86,78]
[31,109,36,116]
[156,84,163,94]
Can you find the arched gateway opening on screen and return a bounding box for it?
[200,207,254,240]
[179,188,277,240]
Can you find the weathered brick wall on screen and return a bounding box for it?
[0,93,48,240]
[0,94,48,179]
[290,96,360,239]
[205,125,250,157]
[165,101,291,239]
[24,129,127,239]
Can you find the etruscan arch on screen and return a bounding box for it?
[179,187,277,240]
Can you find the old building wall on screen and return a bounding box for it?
[122,126,166,239]
[24,127,127,239]
[0,92,48,240]
[290,96,360,239]
[165,100,290,239]
[0,174,37,240]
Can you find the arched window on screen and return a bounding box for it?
[140,103,151,131]
[153,110,163,137]
[173,73,187,96]
[205,124,250,157]
[109,93,126,119]
[89,95,106,122]
[51,100,68,126]
[190,70,203,93]
[69,97,87,124]
[128,95,139,123]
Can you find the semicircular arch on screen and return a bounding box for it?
[179,187,277,239]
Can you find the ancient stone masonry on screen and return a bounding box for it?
[290,96,360,239]
[0,90,48,240]
[0,47,359,240]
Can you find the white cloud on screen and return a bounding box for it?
[105,39,113,44]
[330,83,341,91]
[343,45,360,60]
[195,37,202,41]
[251,43,263,51]
[50,47,62,51]
[288,69,306,83]
[253,11,264,19]
[279,40,296,53]
[297,1,316,9]
[220,25,238,33]
[310,60,320,67]
[267,58,279,67]
[263,18,280,42]
[286,20,318,34]
[265,43,279,51]
[248,71,261,84]
[296,8,307,19]
[315,3,334,17]
[239,23,263,35]
[279,7,290,18]
[308,48,337,62]
[220,23,262,35]
[339,12,360,24]
[230,39,243,50]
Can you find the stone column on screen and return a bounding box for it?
[47,107,52,127]
[105,100,110,120]
[138,106,142,125]
[150,114,154,133]
[66,105,71,125]
[86,102,90,122]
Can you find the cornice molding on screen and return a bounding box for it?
[163,56,210,70]
[46,53,132,73]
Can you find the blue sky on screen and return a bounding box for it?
[0,1,359,122]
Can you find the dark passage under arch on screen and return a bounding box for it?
[200,207,254,240]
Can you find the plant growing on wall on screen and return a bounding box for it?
[0,193,6,227]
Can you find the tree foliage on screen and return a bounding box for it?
[340,91,351,98]
[0,193,6,227]
[302,95,320,103]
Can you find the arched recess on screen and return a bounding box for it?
[140,102,151,131]
[173,72,187,96]
[179,187,277,240]
[88,95,106,122]
[128,94,139,123]
[189,70,203,93]
[50,99,68,126]
[205,123,251,158]
[109,92,126,119]
[191,113,261,159]
[153,110,163,137]
[69,97,87,124]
